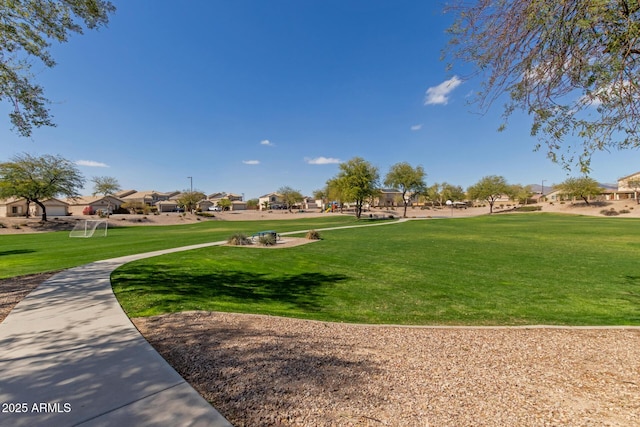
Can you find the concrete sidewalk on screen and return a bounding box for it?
[0,243,232,427]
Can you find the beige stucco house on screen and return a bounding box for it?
[0,197,69,218]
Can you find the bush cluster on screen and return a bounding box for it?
[258,234,277,246]
[514,205,542,212]
[227,233,251,246]
[600,208,619,216]
[305,230,321,240]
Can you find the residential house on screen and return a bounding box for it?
[258,192,284,210]
[607,171,640,201]
[375,188,404,207]
[0,197,69,218]
[0,197,28,217]
[119,190,180,209]
[66,196,123,215]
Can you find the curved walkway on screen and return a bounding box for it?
[0,219,407,426]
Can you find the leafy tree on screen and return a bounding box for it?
[466,175,511,214]
[278,186,304,212]
[510,184,534,205]
[91,176,120,216]
[427,182,465,206]
[426,182,465,207]
[2,1,116,137]
[0,153,84,221]
[557,176,602,205]
[323,179,345,213]
[445,1,640,172]
[217,198,232,211]
[177,190,205,213]
[246,198,259,209]
[329,157,379,219]
[384,162,427,218]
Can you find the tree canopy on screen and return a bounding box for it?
[329,157,379,219]
[1,0,115,137]
[92,176,120,197]
[278,186,304,212]
[445,0,640,172]
[426,182,466,207]
[177,190,206,213]
[556,176,602,205]
[384,162,427,218]
[0,153,85,220]
[466,175,511,214]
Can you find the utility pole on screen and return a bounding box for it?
[187,176,193,213]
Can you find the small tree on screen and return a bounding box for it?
[92,176,121,217]
[278,186,304,212]
[325,178,346,213]
[467,175,511,214]
[557,177,601,205]
[0,153,85,221]
[246,198,259,209]
[384,162,427,218]
[510,184,534,205]
[177,190,206,213]
[218,198,232,211]
[329,157,379,219]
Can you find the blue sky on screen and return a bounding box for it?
[2,0,638,199]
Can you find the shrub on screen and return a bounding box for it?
[0,222,5,228]
[258,234,277,246]
[305,230,321,240]
[227,233,251,246]
[514,205,542,212]
[600,209,619,216]
[619,209,631,214]
[82,206,95,215]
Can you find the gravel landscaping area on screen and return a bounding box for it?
[133,311,640,427]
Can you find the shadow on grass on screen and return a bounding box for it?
[0,249,36,257]
[113,267,349,314]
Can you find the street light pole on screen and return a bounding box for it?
[187,176,193,213]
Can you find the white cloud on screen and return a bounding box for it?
[410,124,423,131]
[242,160,260,165]
[260,139,274,146]
[424,76,462,105]
[305,156,342,165]
[76,160,109,167]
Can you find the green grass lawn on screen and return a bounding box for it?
[0,216,359,278]
[111,214,640,326]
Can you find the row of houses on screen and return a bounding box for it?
[0,190,249,218]
[2,171,640,218]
